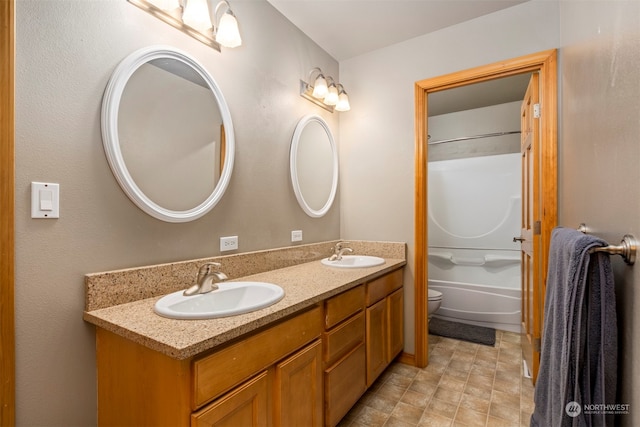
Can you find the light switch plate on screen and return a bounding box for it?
[31,182,60,219]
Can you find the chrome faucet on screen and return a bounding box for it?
[183,262,228,296]
[328,242,354,261]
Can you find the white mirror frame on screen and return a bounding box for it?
[101,45,234,223]
[289,114,339,218]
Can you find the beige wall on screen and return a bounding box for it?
[559,1,640,423]
[15,0,339,424]
[338,1,560,354]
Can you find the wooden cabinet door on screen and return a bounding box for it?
[386,288,404,362]
[365,299,387,386]
[191,371,269,427]
[274,340,323,427]
[324,343,366,427]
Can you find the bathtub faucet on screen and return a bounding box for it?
[329,242,353,261]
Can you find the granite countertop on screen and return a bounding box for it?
[84,257,406,360]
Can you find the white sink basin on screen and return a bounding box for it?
[321,255,385,268]
[154,281,285,320]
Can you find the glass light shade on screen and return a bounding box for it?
[312,75,328,98]
[149,0,180,10]
[335,92,351,111]
[216,12,242,48]
[324,84,339,106]
[182,0,213,32]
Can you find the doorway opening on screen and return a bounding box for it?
[413,50,558,369]
[427,83,526,334]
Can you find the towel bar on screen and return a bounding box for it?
[578,223,637,265]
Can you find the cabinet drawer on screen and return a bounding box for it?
[324,285,364,329]
[324,343,366,427]
[191,371,269,427]
[365,269,403,306]
[322,311,364,366]
[193,305,322,409]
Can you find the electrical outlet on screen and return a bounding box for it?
[291,230,303,242]
[220,236,238,252]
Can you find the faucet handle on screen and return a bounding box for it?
[198,262,221,279]
[336,241,351,250]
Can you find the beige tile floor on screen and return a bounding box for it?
[339,331,535,427]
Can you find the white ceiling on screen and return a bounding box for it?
[266,0,529,61]
[428,73,532,116]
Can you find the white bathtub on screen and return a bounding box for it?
[429,279,521,333]
[428,247,521,333]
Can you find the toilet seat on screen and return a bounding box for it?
[428,289,442,301]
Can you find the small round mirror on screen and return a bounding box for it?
[101,45,234,222]
[290,115,338,218]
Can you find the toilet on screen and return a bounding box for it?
[428,289,443,320]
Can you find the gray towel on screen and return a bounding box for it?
[531,227,617,427]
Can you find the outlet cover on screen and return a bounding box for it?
[220,236,238,251]
[291,230,303,242]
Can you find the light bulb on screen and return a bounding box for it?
[312,75,328,98]
[182,0,212,32]
[216,11,242,47]
[324,83,339,106]
[335,92,350,111]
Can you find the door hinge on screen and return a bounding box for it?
[533,103,541,118]
[534,221,541,235]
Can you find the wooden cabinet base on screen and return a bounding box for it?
[96,307,321,426]
[96,329,191,426]
[94,268,405,426]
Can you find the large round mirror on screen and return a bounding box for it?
[101,45,234,222]
[290,115,338,218]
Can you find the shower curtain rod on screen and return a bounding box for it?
[428,130,521,145]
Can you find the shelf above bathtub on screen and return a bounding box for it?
[428,251,520,267]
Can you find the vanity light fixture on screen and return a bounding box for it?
[127,0,242,51]
[335,84,351,112]
[149,0,180,11]
[214,0,242,48]
[299,67,350,113]
[182,0,212,32]
[310,68,328,98]
[323,78,339,106]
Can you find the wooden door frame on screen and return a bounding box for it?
[1,0,16,423]
[413,50,557,367]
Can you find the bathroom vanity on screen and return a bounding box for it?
[84,241,406,426]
